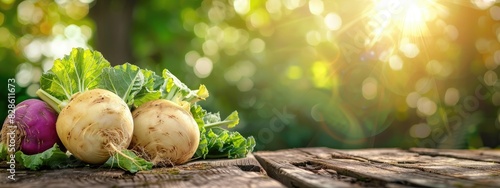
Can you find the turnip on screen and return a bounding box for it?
[130,99,200,165]
[35,48,152,172]
[0,99,60,155]
[56,89,134,164]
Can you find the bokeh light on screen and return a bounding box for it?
[4,0,500,150]
[472,0,496,10]
[444,88,460,106]
[1,0,94,98]
[410,123,431,138]
[308,0,323,15]
[324,13,342,31]
[362,77,378,100]
[194,57,213,78]
[389,55,403,70]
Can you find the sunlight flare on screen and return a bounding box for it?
[370,0,444,40]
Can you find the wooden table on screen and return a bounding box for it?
[1,147,500,187]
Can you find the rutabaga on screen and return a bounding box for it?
[56,89,134,164]
[130,99,200,165]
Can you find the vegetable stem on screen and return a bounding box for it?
[165,86,178,100]
[106,142,151,172]
[36,89,64,113]
[204,120,234,129]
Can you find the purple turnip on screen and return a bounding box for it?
[0,99,60,155]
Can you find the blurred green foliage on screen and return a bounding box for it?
[0,0,94,123]
[1,0,500,150]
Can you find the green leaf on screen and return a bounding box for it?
[0,143,7,160]
[140,69,164,92]
[195,85,209,101]
[132,69,163,108]
[222,111,240,128]
[40,48,110,100]
[39,72,67,101]
[191,105,255,159]
[204,111,240,129]
[38,48,110,111]
[162,69,190,101]
[191,105,208,158]
[99,63,145,107]
[133,91,162,108]
[197,127,255,159]
[14,144,85,170]
[104,149,153,173]
[161,69,208,104]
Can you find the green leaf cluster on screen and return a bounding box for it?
[27,47,255,173]
[191,105,255,159]
[0,144,85,170]
[38,48,110,112]
[99,63,163,108]
[104,150,153,173]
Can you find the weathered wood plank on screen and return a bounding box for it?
[255,148,500,188]
[254,150,354,188]
[341,148,500,185]
[0,154,284,188]
[3,148,500,187]
[409,148,500,163]
[305,148,500,187]
[255,148,427,187]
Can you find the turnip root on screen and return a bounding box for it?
[130,99,200,165]
[57,89,134,164]
[0,99,60,155]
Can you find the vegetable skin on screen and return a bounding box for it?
[130,99,200,165]
[0,99,60,155]
[57,89,134,164]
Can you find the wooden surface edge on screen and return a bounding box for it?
[0,153,285,187]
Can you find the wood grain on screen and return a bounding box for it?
[409,148,500,163]
[2,148,500,188]
[0,154,284,188]
[254,147,500,188]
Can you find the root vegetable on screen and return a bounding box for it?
[0,99,60,155]
[33,48,152,172]
[56,89,134,164]
[130,99,200,165]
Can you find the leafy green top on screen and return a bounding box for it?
[100,63,144,106]
[38,48,110,112]
[99,63,164,108]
